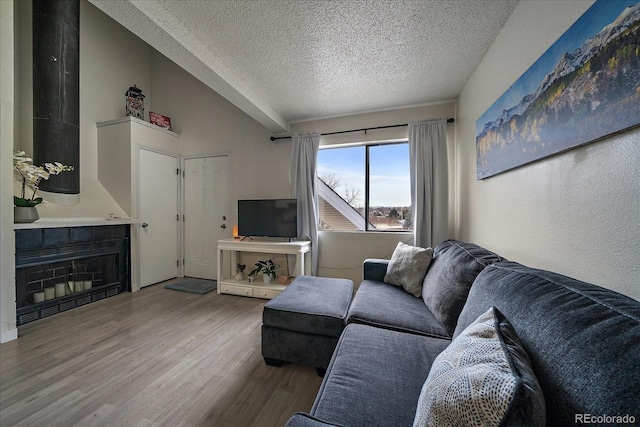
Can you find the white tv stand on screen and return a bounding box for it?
[216,238,311,299]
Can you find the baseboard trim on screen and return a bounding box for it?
[1,328,18,343]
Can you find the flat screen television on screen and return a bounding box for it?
[238,199,298,238]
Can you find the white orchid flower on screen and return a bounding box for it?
[13,150,73,206]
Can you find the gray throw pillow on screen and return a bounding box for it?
[384,242,433,297]
[413,306,546,427]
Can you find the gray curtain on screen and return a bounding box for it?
[291,133,320,275]
[409,119,448,248]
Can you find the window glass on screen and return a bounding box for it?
[317,142,411,232]
[317,146,365,231]
[368,143,412,231]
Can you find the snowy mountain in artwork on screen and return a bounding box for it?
[480,3,640,136]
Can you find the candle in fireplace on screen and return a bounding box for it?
[68,281,83,293]
[34,292,45,303]
[44,287,55,300]
[55,283,66,298]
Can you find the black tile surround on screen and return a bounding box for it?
[15,225,130,326]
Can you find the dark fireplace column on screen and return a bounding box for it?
[33,0,80,203]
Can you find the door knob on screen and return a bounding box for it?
[220,224,226,229]
[141,222,149,228]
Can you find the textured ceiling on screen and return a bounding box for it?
[91,0,519,132]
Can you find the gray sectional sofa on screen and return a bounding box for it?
[285,240,640,427]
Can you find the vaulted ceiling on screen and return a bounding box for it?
[91,0,519,132]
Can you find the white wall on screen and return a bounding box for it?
[12,0,146,219]
[12,0,289,227]
[291,102,456,285]
[0,0,17,343]
[80,1,152,179]
[148,52,295,280]
[457,0,640,301]
[149,52,291,204]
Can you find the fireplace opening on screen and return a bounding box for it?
[15,225,130,326]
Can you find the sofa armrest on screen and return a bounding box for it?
[285,413,345,427]
[363,258,389,282]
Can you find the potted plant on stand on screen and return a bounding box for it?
[13,150,73,223]
[248,259,279,284]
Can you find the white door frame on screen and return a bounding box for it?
[180,152,232,278]
[135,145,181,288]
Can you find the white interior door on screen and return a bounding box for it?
[184,156,229,280]
[139,149,179,287]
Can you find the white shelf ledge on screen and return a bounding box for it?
[96,116,179,138]
[14,217,137,230]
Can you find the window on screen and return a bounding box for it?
[317,141,412,232]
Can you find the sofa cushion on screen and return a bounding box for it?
[422,241,503,335]
[414,306,545,427]
[432,239,455,255]
[384,242,434,297]
[456,261,640,426]
[347,280,450,338]
[310,324,450,427]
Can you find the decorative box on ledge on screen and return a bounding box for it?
[15,224,130,326]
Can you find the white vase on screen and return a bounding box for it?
[263,274,273,284]
[14,206,39,223]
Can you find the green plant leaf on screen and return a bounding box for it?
[248,259,279,277]
[14,196,41,207]
[248,265,262,277]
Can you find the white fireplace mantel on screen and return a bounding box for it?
[13,217,137,230]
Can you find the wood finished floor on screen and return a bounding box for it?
[0,281,323,426]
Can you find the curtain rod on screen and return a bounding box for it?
[270,118,455,141]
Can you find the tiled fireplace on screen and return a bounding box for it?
[15,225,130,326]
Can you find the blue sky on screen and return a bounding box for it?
[317,143,411,207]
[476,0,639,136]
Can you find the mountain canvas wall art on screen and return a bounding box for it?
[476,0,640,179]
